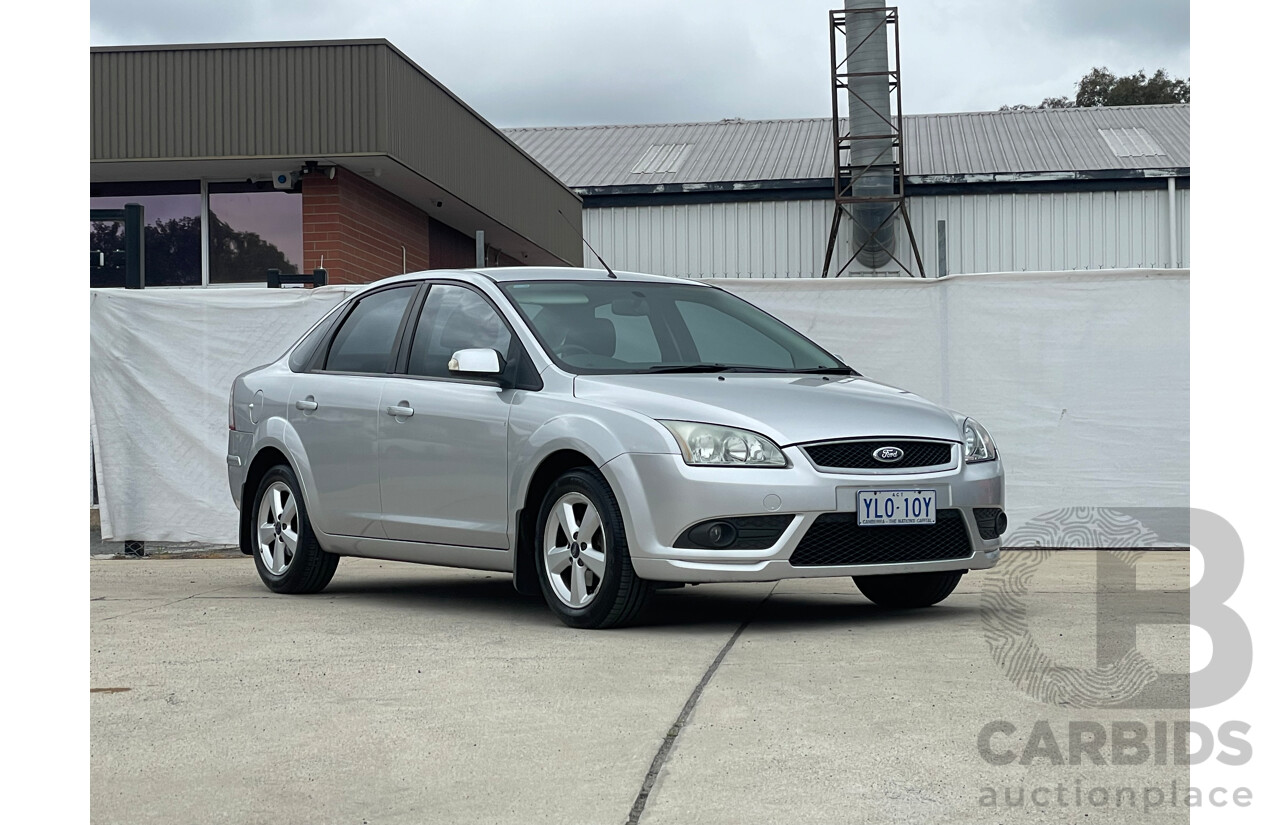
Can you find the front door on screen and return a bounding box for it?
[378,283,516,548]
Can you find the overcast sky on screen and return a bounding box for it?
[89,0,1189,127]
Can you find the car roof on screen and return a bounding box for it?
[366,266,700,288]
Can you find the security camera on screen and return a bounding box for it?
[302,160,337,180]
[272,171,298,190]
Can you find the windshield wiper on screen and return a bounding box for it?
[724,366,857,375]
[791,366,858,375]
[638,363,734,374]
[638,364,857,375]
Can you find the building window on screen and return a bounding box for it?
[90,181,202,287]
[208,183,303,284]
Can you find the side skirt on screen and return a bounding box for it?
[317,531,513,573]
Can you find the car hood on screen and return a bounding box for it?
[573,373,963,446]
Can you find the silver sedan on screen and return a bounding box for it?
[227,268,1004,628]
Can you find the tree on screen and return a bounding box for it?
[89,213,295,287]
[1075,67,1190,107]
[1001,67,1190,110]
[145,216,204,285]
[207,211,296,283]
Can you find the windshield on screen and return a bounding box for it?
[500,280,852,375]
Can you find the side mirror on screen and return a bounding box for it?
[448,347,504,376]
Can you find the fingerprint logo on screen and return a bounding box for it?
[981,507,1165,708]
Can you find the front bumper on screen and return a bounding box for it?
[601,447,1003,583]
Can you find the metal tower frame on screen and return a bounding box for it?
[821,5,926,278]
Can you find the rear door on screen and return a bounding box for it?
[288,282,419,538]
[377,282,517,548]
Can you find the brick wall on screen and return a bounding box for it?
[428,219,476,270]
[301,168,435,285]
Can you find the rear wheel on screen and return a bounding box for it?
[534,468,652,628]
[853,570,963,609]
[251,465,339,594]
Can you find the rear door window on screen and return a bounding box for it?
[324,286,416,373]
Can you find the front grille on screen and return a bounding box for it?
[789,509,973,567]
[804,439,954,470]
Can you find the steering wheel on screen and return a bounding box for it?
[557,344,593,359]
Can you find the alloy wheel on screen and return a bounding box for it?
[257,480,298,575]
[542,491,607,608]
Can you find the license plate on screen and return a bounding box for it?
[857,489,936,526]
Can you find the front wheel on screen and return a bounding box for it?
[853,570,963,609]
[250,465,339,594]
[534,468,652,628]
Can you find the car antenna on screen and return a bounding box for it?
[558,209,617,278]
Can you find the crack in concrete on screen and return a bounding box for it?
[92,585,237,623]
[626,584,777,825]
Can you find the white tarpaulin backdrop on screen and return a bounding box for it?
[90,270,1188,546]
[91,286,359,543]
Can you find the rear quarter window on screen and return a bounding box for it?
[288,311,341,372]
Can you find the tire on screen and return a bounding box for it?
[533,468,652,629]
[250,465,339,594]
[853,570,963,609]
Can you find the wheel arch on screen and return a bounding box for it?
[238,446,293,556]
[512,449,599,595]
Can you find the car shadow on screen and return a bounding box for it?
[320,575,551,620]
[317,574,980,632]
[644,587,982,631]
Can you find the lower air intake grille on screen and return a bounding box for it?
[789,509,973,567]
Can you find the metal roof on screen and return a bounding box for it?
[504,104,1190,189]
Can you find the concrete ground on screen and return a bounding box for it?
[91,552,1190,825]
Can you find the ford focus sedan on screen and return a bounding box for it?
[227,267,1005,628]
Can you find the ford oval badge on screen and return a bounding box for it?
[873,446,904,463]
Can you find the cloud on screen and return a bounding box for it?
[901,0,1190,111]
[89,0,358,44]
[1036,0,1190,50]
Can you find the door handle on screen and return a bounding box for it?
[386,404,414,418]
[295,399,318,411]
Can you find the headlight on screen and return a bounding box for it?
[660,421,787,467]
[963,417,998,463]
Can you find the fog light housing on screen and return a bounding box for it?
[674,515,795,550]
[689,521,738,548]
[974,508,1007,540]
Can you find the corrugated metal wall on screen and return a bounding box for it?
[91,44,387,160]
[583,187,1189,278]
[913,188,1190,275]
[585,200,847,278]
